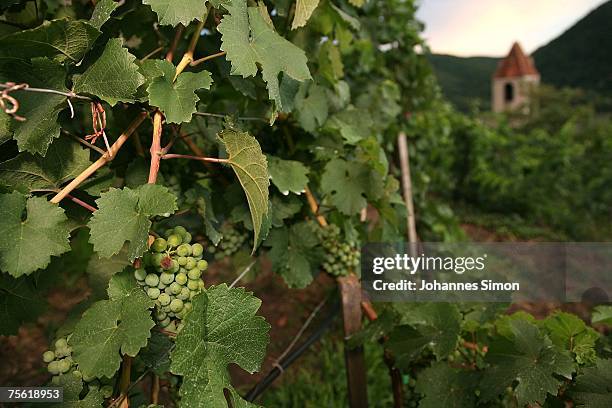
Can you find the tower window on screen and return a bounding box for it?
[504,82,514,102]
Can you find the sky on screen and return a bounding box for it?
[416,0,607,57]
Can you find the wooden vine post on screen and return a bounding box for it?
[304,187,368,408]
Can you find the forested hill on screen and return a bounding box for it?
[428,0,612,111]
[533,0,612,94]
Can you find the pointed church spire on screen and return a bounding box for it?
[494,42,539,78]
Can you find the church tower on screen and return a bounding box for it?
[492,42,540,113]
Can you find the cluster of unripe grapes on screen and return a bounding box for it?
[208,224,249,259]
[137,226,206,331]
[317,224,360,276]
[43,337,112,396]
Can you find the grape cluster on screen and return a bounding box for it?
[317,224,360,276]
[138,226,206,331]
[43,337,112,397]
[209,224,249,259]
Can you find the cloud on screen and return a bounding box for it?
[417,0,606,56]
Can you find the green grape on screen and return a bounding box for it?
[170,259,180,273]
[185,257,196,270]
[192,243,204,257]
[197,259,208,270]
[175,273,188,285]
[178,256,187,266]
[167,234,182,248]
[170,299,184,313]
[198,280,205,290]
[158,293,171,306]
[55,338,68,349]
[147,287,160,299]
[145,273,159,287]
[43,350,55,363]
[160,272,174,285]
[151,238,167,253]
[48,361,60,375]
[187,280,199,290]
[134,268,147,281]
[169,282,182,295]
[59,359,71,374]
[159,317,171,328]
[173,226,187,236]
[183,302,193,313]
[155,310,167,321]
[178,287,190,300]
[183,232,192,243]
[82,373,95,382]
[177,244,191,257]
[187,268,201,280]
[72,370,82,378]
[55,347,70,358]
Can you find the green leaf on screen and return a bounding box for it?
[0,137,91,193]
[415,363,479,408]
[70,270,155,379]
[0,19,99,62]
[88,185,177,261]
[0,58,67,155]
[265,222,319,288]
[320,159,383,215]
[218,0,311,109]
[0,192,70,277]
[147,60,213,123]
[543,312,598,364]
[0,274,46,335]
[220,129,269,251]
[295,83,329,132]
[87,247,130,300]
[573,358,612,408]
[140,331,173,375]
[90,0,121,30]
[348,0,366,7]
[481,319,575,406]
[52,375,104,407]
[291,0,320,29]
[170,284,270,408]
[592,305,612,325]
[73,38,144,106]
[267,155,309,195]
[326,107,373,144]
[143,0,207,26]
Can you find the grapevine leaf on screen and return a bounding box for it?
[326,107,373,144]
[267,155,309,195]
[291,0,320,29]
[218,0,311,109]
[170,284,270,408]
[90,0,121,30]
[0,19,99,62]
[265,223,319,288]
[87,247,130,300]
[52,375,104,407]
[70,270,155,379]
[543,312,598,364]
[0,137,91,193]
[320,159,383,215]
[140,331,173,375]
[0,58,67,155]
[88,185,177,261]
[73,38,144,106]
[147,60,213,123]
[319,41,344,83]
[0,192,71,277]
[269,195,302,227]
[295,83,329,132]
[0,274,46,335]
[481,319,575,406]
[220,129,269,251]
[415,363,480,408]
[143,0,207,26]
[592,305,612,325]
[573,358,612,407]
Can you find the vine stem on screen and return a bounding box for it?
[50,112,147,204]
[151,374,160,404]
[190,50,226,67]
[147,111,164,184]
[173,15,207,80]
[65,194,97,212]
[118,355,132,408]
[161,153,228,163]
[0,83,92,101]
[304,187,328,228]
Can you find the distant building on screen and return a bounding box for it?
[492,42,540,113]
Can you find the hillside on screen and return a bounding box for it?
[428,0,611,111]
[532,0,612,93]
[427,54,498,111]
